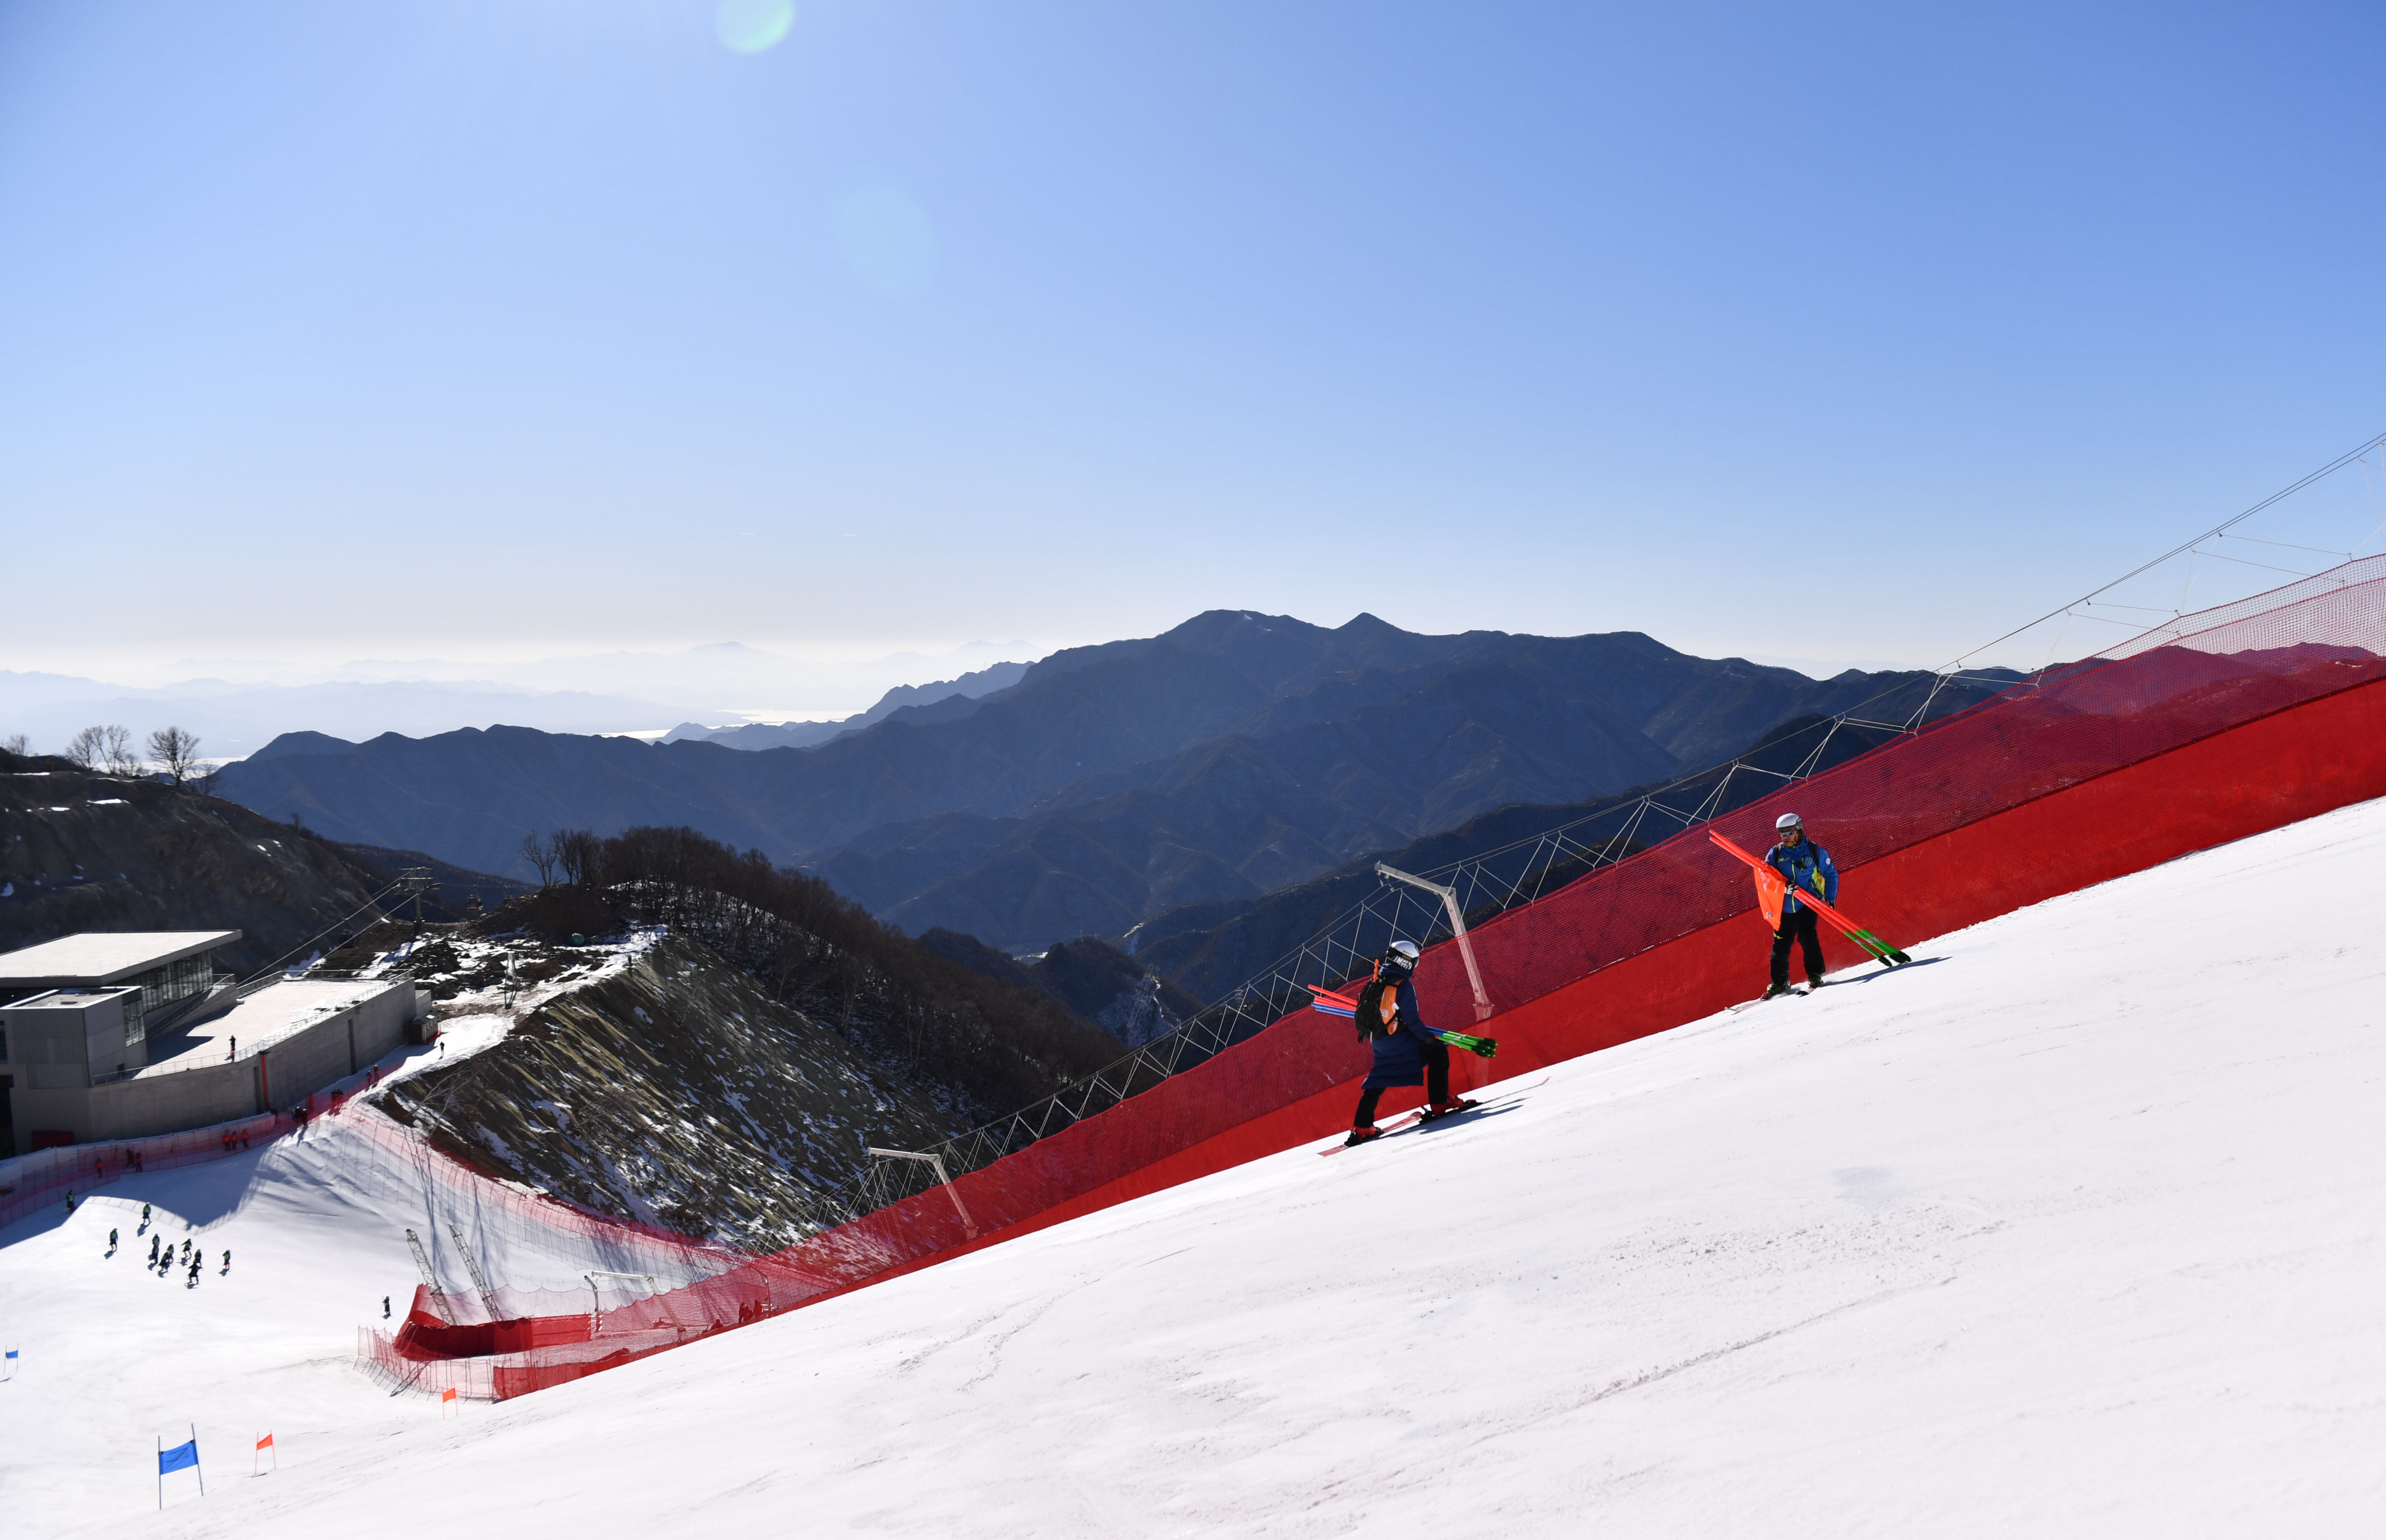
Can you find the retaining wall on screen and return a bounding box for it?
[6,980,416,1153]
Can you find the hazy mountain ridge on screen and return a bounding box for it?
[211,612,2012,955]
[821,637,2005,949]
[661,658,1032,751]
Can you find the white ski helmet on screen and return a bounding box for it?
[1775,812,1804,832]
[1385,939,1422,968]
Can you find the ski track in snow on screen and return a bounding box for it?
[6,800,2386,1536]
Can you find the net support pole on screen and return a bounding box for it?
[868,1148,979,1238]
[1375,863,1495,1022]
[404,1228,451,1324]
[583,1271,657,1339]
[445,1222,498,1316]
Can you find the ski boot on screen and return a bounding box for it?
[1344,1125,1385,1147]
[1420,1098,1480,1123]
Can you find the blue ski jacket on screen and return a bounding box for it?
[1765,839,1839,915]
[1361,972,1442,1088]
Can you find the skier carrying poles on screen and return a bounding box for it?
[1342,940,1483,1146]
[1709,817,1913,998]
[1761,812,1835,997]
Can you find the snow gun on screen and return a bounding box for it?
[1706,832,1913,967]
[1308,986,1498,1058]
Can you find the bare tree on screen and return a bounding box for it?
[520,831,560,887]
[63,725,106,769]
[147,726,203,787]
[554,827,601,887]
[99,725,139,777]
[0,733,27,757]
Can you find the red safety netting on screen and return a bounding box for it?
[0,1074,389,1233]
[370,558,2386,1398]
[0,1112,289,1233]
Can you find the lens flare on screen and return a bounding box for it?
[834,184,937,297]
[715,0,794,55]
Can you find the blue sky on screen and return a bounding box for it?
[3,0,2381,680]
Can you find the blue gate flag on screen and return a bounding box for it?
[159,1439,199,1475]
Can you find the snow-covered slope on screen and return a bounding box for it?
[8,797,2386,1537]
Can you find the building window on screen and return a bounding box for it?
[125,953,216,1030]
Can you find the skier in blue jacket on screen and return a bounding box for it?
[1345,940,1475,1146]
[1764,811,1839,996]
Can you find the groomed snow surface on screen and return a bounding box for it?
[7,799,2386,1536]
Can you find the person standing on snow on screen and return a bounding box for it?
[1764,812,1840,997]
[1345,940,1476,1146]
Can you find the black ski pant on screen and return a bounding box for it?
[1771,907,1825,987]
[1352,1035,1451,1127]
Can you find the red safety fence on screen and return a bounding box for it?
[368,556,2386,1399]
[0,1071,390,1233]
[331,1099,748,1274]
[0,1111,290,1233]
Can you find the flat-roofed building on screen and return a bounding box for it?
[0,930,242,1051]
[0,931,419,1155]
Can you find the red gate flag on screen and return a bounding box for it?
[1749,858,1786,931]
[441,1387,457,1402]
[255,1433,272,1451]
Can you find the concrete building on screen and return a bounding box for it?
[0,932,421,1155]
[0,930,242,1054]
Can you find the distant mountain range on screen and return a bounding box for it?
[0,641,1035,761]
[211,611,2017,960]
[660,660,1032,750]
[0,671,685,763]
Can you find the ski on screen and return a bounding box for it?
[1726,986,1808,1013]
[1326,1107,1432,1150]
[1319,1076,1550,1155]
